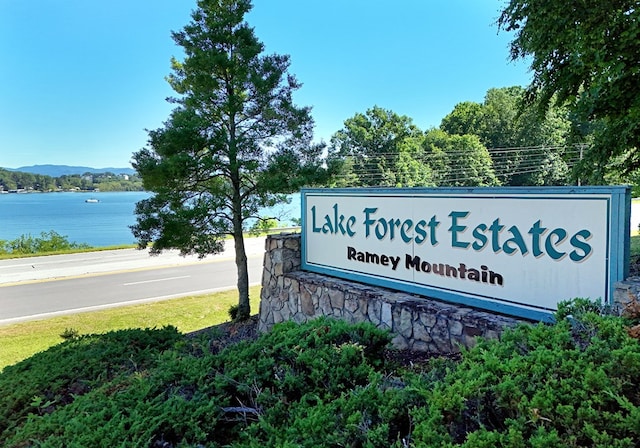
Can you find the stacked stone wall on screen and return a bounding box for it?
[259,233,527,353]
[613,277,640,314]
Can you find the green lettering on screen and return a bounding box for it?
[449,211,470,248]
[472,223,488,250]
[489,218,504,253]
[545,228,567,260]
[363,207,377,238]
[400,219,413,243]
[528,220,547,257]
[415,220,427,244]
[570,229,592,262]
[502,225,529,255]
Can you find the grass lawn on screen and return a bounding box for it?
[0,245,138,260]
[0,286,261,371]
[632,234,640,256]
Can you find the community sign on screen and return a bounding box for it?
[301,187,630,321]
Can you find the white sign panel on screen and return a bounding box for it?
[301,187,630,321]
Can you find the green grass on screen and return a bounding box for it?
[631,234,640,257]
[0,286,261,371]
[0,244,137,260]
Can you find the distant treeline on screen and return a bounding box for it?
[0,169,144,192]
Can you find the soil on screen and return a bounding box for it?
[187,315,260,354]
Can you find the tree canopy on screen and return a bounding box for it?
[325,85,584,188]
[498,0,640,177]
[441,86,573,185]
[131,0,326,320]
[422,129,499,187]
[327,106,423,187]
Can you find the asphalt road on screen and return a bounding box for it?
[0,237,266,325]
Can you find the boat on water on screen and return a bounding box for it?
[85,198,99,203]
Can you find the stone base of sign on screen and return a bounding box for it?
[259,233,527,354]
[613,277,640,314]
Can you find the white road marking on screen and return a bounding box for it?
[123,275,191,286]
[0,282,262,326]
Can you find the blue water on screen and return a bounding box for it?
[0,192,151,247]
[0,191,300,247]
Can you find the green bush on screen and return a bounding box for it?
[3,308,640,446]
[1,318,406,447]
[409,299,640,447]
[0,326,181,443]
[0,230,90,255]
[248,217,279,235]
[213,318,404,446]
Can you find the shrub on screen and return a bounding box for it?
[4,307,640,447]
[212,318,406,446]
[1,318,409,447]
[248,217,280,235]
[409,299,640,447]
[0,230,90,255]
[0,326,181,442]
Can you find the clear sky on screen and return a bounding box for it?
[0,0,531,169]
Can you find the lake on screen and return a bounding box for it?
[0,191,300,247]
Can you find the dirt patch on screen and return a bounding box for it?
[187,315,260,354]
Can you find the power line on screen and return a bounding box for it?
[330,144,584,186]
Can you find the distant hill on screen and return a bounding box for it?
[5,164,136,177]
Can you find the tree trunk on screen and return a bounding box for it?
[233,223,250,321]
[231,169,250,321]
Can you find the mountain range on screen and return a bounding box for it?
[3,164,136,177]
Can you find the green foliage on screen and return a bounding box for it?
[0,168,57,191]
[327,106,425,187]
[424,130,500,187]
[0,168,143,192]
[228,303,239,321]
[329,86,578,188]
[555,297,614,321]
[0,318,410,447]
[0,231,90,255]
[248,217,279,236]
[132,0,327,320]
[59,328,80,340]
[498,0,640,178]
[630,233,640,258]
[441,86,574,186]
[0,327,181,443]
[3,310,640,446]
[213,318,403,446]
[410,300,640,446]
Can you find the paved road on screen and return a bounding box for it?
[0,237,267,285]
[0,237,266,325]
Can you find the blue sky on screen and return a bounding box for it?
[0,0,531,169]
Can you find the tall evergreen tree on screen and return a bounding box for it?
[131,0,326,320]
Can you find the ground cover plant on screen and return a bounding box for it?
[409,299,640,446]
[1,300,640,447]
